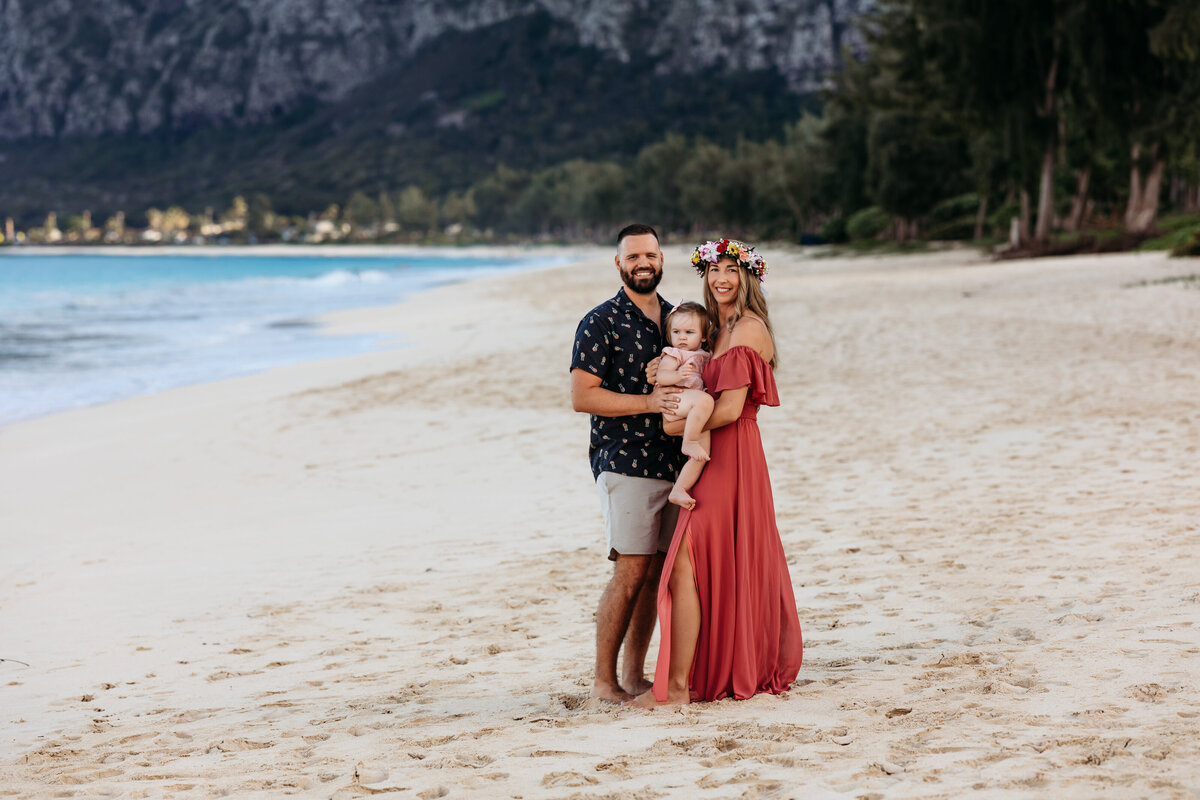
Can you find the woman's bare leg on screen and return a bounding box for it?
[632,535,699,707]
[669,431,710,509]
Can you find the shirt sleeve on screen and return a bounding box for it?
[570,311,611,377]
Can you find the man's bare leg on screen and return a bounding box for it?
[592,553,652,703]
[619,552,663,695]
[632,536,699,708]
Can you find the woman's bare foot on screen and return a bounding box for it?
[590,680,634,704]
[669,487,696,510]
[681,440,709,461]
[629,688,691,708]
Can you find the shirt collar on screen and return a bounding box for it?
[614,287,669,326]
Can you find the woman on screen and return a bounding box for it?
[634,239,803,706]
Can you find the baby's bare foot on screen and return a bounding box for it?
[669,487,696,510]
[681,440,709,462]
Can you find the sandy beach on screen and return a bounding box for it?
[2,244,1198,798]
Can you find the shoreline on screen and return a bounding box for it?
[2,247,1198,797]
[0,245,604,429]
[0,243,613,259]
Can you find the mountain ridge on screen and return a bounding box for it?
[0,0,870,140]
[0,1,872,223]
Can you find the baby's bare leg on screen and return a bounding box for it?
[679,389,714,462]
[670,430,710,509]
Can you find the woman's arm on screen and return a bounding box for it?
[704,386,749,431]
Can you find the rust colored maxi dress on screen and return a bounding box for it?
[652,345,804,702]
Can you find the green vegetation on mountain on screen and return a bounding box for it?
[0,13,810,229]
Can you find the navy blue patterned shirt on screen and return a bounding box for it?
[571,289,685,481]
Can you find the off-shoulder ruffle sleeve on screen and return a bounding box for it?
[709,345,779,407]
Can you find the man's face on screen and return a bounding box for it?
[615,233,664,295]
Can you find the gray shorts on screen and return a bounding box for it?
[596,471,680,561]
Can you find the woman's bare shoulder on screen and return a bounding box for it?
[730,315,773,359]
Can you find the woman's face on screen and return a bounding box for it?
[707,257,741,307]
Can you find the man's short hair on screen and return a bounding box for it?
[616,223,659,246]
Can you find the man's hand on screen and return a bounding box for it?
[645,356,661,385]
[572,368,680,418]
[646,383,682,414]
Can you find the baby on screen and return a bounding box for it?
[657,302,715,510]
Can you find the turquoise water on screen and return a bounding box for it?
[0,250,558,424]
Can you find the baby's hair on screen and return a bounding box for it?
[666,301,713,348]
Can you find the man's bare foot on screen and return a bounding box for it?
[629,688,691,708]
[590,681,634,704]
[622,675,653,696]
[669,486,696,510]
[681,440,709,462]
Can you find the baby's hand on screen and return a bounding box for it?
[680,362,698,379]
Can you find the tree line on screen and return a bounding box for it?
[830,0,1200,250]
[330,0,1200,250]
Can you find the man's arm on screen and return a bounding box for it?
[571,369,681,416]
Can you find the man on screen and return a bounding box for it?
[570,223,683,703]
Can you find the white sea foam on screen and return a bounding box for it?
[0,251,559,425]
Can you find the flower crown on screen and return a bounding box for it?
[691,239,767,281]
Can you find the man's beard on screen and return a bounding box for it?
[620,266,663,295]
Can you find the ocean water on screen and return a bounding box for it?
[0,250,559,425]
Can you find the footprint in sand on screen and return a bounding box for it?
[1130,683,1171,702]
[206,669,261,682]
[555,693,588,711]
[595,758,632,779]
[541,771,599,787]
[206,738,273,753]
[353,763,389,784]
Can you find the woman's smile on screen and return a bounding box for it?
[707,258,741,304]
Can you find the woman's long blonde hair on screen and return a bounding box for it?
[702,258,778,369]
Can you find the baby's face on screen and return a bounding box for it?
[669,313,704,351]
